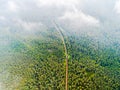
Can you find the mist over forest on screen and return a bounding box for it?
[0,0,120,90]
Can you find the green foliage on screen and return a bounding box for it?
[3,32,120,90]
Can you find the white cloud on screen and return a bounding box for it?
[59,10,100,29]
[114,0,120,14]
[14,19,43,31]
[0,16,6,21]
[8,1,19,12]
[36,0,80,8]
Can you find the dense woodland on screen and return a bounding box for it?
[0,28,120,90]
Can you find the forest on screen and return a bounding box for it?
[0,27,120,90]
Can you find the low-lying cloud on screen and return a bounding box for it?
[36,0,81,8]
[114,0,120,14]
[7,1,19,12]
[59,10,100,29]
[0,0,120,37]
